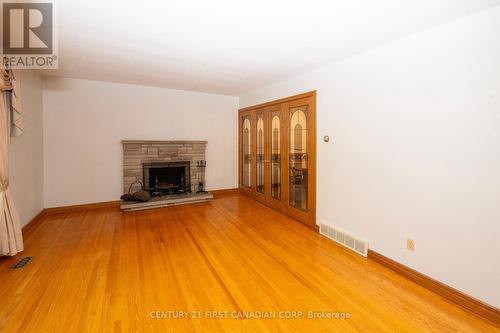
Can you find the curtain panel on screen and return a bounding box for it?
[0,68,24,256]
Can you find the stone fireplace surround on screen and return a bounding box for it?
[122,140,207,195]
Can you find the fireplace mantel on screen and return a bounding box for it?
[122,140,207,145]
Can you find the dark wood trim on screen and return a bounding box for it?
[210,188,239,197]
[368,249,500,325]
[44,201,120,215]
[239,91,316,112]
[22,210,45,232]
[238,112,244,192]
[21,210,46,238]
[22,191,237,231]
[21,191,235,238]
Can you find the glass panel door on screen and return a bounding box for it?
[271,111,281,201]
[239,93,315,227]
[241,115,252,189]
[256,113,265,194]
[289,105,308,212]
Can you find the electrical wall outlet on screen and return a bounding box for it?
[407,239,415,251]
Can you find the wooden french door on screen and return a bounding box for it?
[283,96,316,225]
[239,110,254,197]
[254,109,267,202]
[238,92,316,228]
[250,104,285,210]
[265,104,285,211]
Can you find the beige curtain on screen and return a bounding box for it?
[0,68,23,256]
[10,70,24,137]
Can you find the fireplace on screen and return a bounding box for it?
[143,161,191,195]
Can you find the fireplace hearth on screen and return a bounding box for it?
[121,140,213,210]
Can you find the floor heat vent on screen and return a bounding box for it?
[319,224,368,257]
[11,257,32,269]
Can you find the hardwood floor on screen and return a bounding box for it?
[0,193,498,332]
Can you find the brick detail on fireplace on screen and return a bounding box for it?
[122,140,207,194]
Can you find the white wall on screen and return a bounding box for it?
[240,7,500,307]
[43,77,238,208]
[9,71,44,227]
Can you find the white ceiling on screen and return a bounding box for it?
[44,0,500,95]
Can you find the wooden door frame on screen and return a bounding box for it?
[239,91,317,228]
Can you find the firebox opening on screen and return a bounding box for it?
[143,161,191,195]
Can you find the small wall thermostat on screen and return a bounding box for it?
[323,135,330,142]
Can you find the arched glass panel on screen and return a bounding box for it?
[289,107,308,211]
[256,114,265,194]
[242,117,251,188]
[271,113,281,200]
